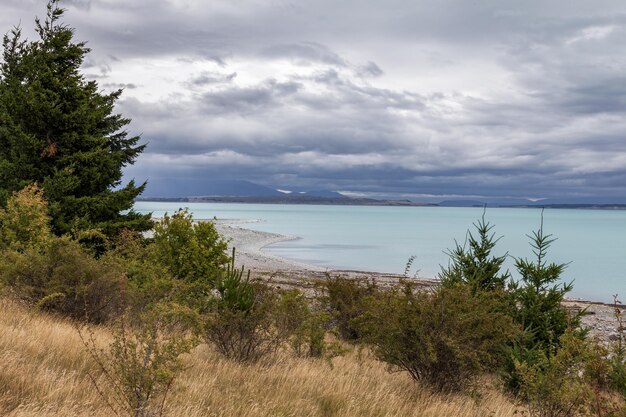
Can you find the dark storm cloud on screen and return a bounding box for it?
[3,0,626,200]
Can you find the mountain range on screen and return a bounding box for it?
[138,180,626,208]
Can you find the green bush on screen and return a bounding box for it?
[439,211,510,292]
[319,275,379,342]
[103,229,195,314]
[357,282,520,393]
[0,236,127,323]
[275,289,331,358]
[150,209,229,284]
[0,184,51,252]
[203,255,282,362]
[607,296,626,398]
[516,330,625,417]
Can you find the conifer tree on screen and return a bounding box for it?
[0,0,151,239]
[512,215,577,352]
[439,210,510,293]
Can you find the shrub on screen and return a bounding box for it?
[516,330,591,417]
[0,236,127,323]
[203,255,281,362]
[103,229,192,313]
[150,209,229,284]
[439,211,510,292]
[0,184,51,252]
[357,282,520,393]
[607,295,626,398]
[81,303,198,417]
[319,275,379,342]
[275,289,332,358]
[516,330,625,417]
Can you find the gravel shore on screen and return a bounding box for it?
[212,220,438,293]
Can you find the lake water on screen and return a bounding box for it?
[134,201,626,303]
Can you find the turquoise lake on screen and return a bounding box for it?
[134,202,626,303]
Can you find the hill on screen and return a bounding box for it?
[0,298,520,416]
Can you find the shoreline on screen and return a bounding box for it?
[212,220,438,293]
[210,219,621,342]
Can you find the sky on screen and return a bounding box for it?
[2,0,626,201]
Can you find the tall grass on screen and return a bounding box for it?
[0,298,522,417]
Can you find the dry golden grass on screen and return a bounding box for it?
[0,298,522,417]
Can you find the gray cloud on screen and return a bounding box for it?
[187,71,237,86]
[260,42,346,66]
[2,0,626,200]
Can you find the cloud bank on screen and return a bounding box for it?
[2,0,626,199]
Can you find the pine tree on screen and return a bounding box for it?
[0,0,151,240]
[512,213,577,352]
[439,210,511,293]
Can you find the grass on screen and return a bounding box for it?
[0,298,522,417]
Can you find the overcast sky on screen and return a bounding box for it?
[3,0,626,200]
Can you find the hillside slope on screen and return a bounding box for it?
[0,298,521,417]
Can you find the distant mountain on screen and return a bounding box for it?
[437,196,626,209]
[528,197,626,205]
[142,179,351,199]
[140,179,626,208]
[300,190,347,198]
[189,180,283,197]
[186,194,435,206]
[438,200,486,207]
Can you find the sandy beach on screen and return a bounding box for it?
[212,219,622,342]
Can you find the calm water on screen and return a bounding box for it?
[134,202,626,302]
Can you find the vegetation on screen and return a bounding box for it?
[504,216,582,393]
[514,330,622,417]
[318,275,378,342]
[151,209,229,284]
[608,295,626,397]
[357,282,520,392]
[203,254,281,362]
[0,185,126,323]
[0,0,151,242]
[0,184,51,251]
[0,298,524,417]
[80,304,198,417]
[274,289,332,358]
[439,211,510,292]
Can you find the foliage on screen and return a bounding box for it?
[608,295,626,397]
[0,235,127,323]
[275,289,332,358]
[102,229,190,314]
[204,254,281,362]
[0,0,151,241]
[439,211,510,292]
[150,210,229,284]
[319,275,379,342]
[515,330,626,417]
[357,282,520,393]
[80,303,198,417]
[0,184,51,252]
[505,214,582,392]
[513,221,576,350]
